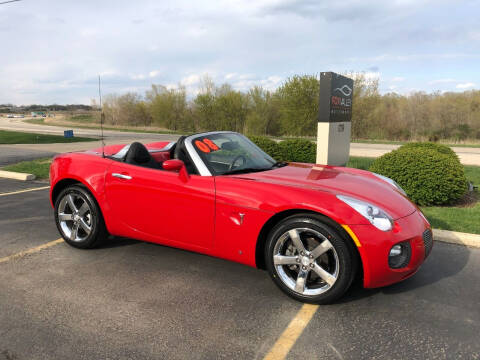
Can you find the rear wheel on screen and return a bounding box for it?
[265,215,356,304]
[54,185,108,249]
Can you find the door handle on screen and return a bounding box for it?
[112,173,132,180]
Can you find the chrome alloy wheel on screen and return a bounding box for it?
[57,193,93,242]
[273,228,340,296]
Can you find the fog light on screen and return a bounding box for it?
[390,244,402,257]
[388,242,411,269]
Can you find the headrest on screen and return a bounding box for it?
[221,141,237,151]
[174,136,187,158]
[125,142,151,163]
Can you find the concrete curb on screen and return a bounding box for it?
[434,229,480,248]
[0,170,35,181]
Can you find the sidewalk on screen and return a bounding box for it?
[350,143,480,166]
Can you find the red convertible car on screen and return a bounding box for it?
[50,131,433,303]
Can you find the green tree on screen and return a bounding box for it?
[348,73,381,139]
[275,75,319,136]
[147,85,189,131]
[245,86,281,135]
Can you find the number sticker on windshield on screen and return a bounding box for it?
[203,138,219,151]
[195,138,220,153]
[195,140,211,153]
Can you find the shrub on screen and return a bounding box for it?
[248,136,285,161]
[398,142,458,160]
[369,147,467,206]
[278,139,316,163]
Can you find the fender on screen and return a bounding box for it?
[50,153,114,233]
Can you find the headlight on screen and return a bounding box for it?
[371,173,407,196]
[337,195,394,232]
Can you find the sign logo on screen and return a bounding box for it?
[333,84,352,97]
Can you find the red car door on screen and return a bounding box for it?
[105,162,215,250]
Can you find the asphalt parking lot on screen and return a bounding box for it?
[0,179,479,360]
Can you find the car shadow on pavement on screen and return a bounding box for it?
[381,241,470,294]
[97,236,141,249]
[336,241,471,303]
[95,235,471,304]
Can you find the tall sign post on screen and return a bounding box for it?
[316,72,354,166]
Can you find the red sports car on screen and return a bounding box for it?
[50,131,433,303]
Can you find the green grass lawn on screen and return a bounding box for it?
[24,118,182,135]
[21,119,480,148]
[346,156,375,170]
[0,130,95,144]
[421,203,479,234]
[421,164,480,234]
[3,158,52,179]
[465,165,480,185]
[353,139,480,148]
[69,114,96,122]
[24,118,46,125]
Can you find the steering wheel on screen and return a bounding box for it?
[228,155,247,172]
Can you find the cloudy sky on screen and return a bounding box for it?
[1,0,479,104]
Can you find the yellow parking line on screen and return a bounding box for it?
[263,304,319,360]
[0,238,63,264]
[0,186,50,197]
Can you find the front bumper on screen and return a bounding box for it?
[349,210,432,288]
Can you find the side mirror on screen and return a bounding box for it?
[163,159,184,172]
[163,159,189,182]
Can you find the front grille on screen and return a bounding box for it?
[423,229,433,258]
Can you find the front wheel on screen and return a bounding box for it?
[54,185,108,249]
[265,215,357,304]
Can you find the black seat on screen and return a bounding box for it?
[124,142,161,169]
[173,136,197,174]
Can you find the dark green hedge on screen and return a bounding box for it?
[369,147,467,206]
[248,136,285,161]
[249,136,317,163]
[278,139,316,163]
[398,142,458,160]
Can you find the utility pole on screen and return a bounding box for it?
[0,0,22,5]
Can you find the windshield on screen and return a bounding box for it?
[190,132,280,175]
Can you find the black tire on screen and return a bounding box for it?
[54,185,108,249]
[265,214,357,304]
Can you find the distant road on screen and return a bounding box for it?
[0,116,179,165]
[0,116,479,166]
[0,116,178,141]
[350,143,480,166]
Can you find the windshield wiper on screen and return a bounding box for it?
[271,161,288,168]
[223,167,270,175]
[223,162,288,175]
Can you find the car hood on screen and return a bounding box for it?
[230,163,417,220]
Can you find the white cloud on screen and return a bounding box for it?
[350,53,480,63]
[181,74,202,86]
[429,78,456,85]
[149,70,161,78]
[131,74,146,80]
[79,27,98,37]
[0,0,478,103]
[224,73,238,80]
[185,26,207,38]
[456,82,476,89]
[364,72,380,80]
